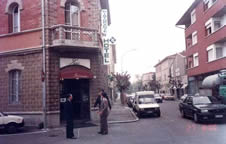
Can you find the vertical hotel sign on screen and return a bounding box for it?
[101,9,110,65]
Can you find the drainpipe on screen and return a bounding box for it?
[41,0,47,129]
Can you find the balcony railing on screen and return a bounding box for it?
[50,25,100,48]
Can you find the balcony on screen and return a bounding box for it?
[50,25,100,51]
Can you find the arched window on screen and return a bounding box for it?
[8,3,20,33]
[65,2,80,26]
[9,70,21,104]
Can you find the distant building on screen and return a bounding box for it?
[107,44,117,101]
[154,54,176,94]
[141,72,155,90]
[176,0,226,95]
[169,52,188,98]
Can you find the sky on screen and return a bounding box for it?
[107,0,195,82]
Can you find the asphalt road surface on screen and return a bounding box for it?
[1,100,226,144]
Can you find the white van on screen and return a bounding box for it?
[134,91,161,118]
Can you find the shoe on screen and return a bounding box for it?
[98,131,103,134]
[102,132,108,135]
[67,136,77,139]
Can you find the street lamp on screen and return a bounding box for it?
[121,49,136,72]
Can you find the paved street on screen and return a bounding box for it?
[1,100,226,144]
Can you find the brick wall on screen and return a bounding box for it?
[0,51,43,112]
[0,0,41,35]
[184,0,226,76]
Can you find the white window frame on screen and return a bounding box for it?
[12,4,20,33]
[205,19,213,36]
[215,46,224,59]
[9,70,21,104]
[193,53,199,67]
[65,3,80,26]
[192,31,198,45]
[207,45,215,62]
[191,9,196,24]
[203,0,217,10]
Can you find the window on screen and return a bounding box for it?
[216,47,223,59]
[193,53,199,67]
[203,0,217,11]
[205,23,212,36]
[187,55,193,69]
[192,31,198,45]
[214,20,221,31]
[9,70,21,104]
[207,46,214,62]
[8,4,20,33]
[65,2,80,26]
[191,9,196,24]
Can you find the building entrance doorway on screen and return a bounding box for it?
[60,79,90,121]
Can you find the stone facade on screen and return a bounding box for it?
[155,55,176,94]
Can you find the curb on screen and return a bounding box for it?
[108,107,139,124]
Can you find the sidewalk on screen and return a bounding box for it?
[108,99,138,124]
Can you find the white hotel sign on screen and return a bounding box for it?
[101,9,110,65]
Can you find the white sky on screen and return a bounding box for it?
[107,0,195,82]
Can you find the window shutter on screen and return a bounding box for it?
[8,14,13,33]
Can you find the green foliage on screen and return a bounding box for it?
[112,72,131,92]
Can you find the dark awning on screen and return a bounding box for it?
[60,65,94,80]
[202,74,221,88]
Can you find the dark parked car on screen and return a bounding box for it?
[127,94,135,108]
[179,96,226,123]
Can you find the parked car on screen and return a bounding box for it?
[134,91,161,118]
[0,112,24,133]
[163,94,175,100]
[126,94,135,108]
[154,94,163,103]
[180,94,188,102]
[179,96,226,123]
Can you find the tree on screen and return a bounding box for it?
[148,74,162,93]
[112,72,131,105]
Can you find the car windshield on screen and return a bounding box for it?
[193,97,212,105]
[139,95,155,104]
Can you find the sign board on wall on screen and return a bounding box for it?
[60,58,91,69]
[101,9,110,65]
[101,9,108,36]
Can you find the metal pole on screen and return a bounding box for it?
[41,0,47,129]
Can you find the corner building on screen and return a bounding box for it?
[0,0,111,127]
[177,0,226,95]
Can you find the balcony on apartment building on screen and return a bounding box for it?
[205,6,226,44]
[49,24,100,51]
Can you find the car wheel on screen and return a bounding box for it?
[156,111,161,117]
[193,113,199,123]
[6,123,17,134]
[181,110,185,118]
[137,111,141,118]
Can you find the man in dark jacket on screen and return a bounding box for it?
[94,89,111,110]
[65,94,75,139]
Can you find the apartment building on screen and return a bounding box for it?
[176,0,226,95]
[155,54,176,94]
[0,0,111,127]
[169,52,188,98]
[141,72,155,90]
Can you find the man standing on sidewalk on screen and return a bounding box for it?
[65,94,75,139]
[98,92,109,135]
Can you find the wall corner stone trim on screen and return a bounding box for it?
[5,0,24,14]
[5,60,25,72]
